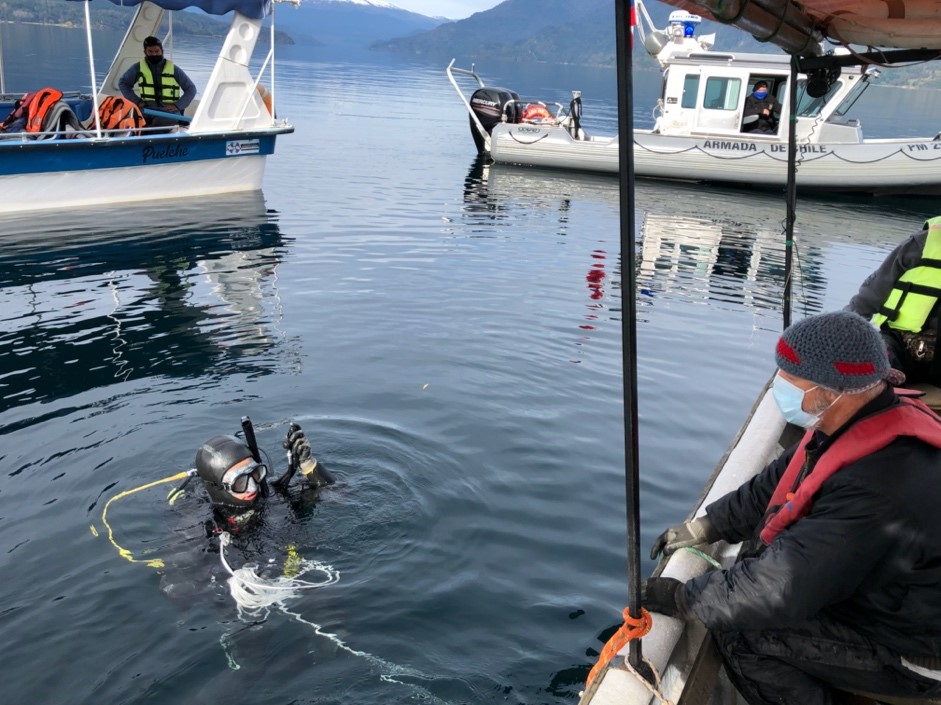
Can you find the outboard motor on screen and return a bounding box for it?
[469,86,520,154]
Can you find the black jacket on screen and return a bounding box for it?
[742,93,781,133]
[682,386,941,659]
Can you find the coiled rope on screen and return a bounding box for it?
[217,531,339,618]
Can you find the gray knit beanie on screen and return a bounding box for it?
[775,311,891,392]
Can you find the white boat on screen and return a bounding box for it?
[447,0,941,196]
[0,0,293,214]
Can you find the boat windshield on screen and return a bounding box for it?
[794,78,843,117]
[828,78,871,119]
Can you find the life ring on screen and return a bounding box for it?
[521,103,552,122]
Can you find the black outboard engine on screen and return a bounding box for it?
[469,86,520,154]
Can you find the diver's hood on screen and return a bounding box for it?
[195,434,259,509]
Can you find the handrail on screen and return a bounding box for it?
[447,58,490,153]
[0,124,186,142]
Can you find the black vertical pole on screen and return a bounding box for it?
[614,0,643,671]
[784,55,799,329]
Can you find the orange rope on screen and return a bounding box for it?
[585,607,653,688]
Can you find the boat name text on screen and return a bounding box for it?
[701,140,829,154]
[517,126,543,134]
[142,144,190,163]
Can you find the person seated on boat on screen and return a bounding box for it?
[117,35,196,129]
[645,310,941,705]
[741,80,780,135]
[846,215,941,387]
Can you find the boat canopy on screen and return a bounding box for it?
[63,0,270,20]
[661,0,941,53]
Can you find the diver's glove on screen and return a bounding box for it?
[649,516,720,560]
[641,577,689,619]
[285,425,335,488]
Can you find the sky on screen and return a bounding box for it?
[383,0,503,20]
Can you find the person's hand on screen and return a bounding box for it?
[284,424,334,488]
[761,108,770,116]
[649,516,719,560]
[641,577,686,618]
[164,103,180,114]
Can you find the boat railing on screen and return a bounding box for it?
[447,58,491,152]
[0,123,189,143]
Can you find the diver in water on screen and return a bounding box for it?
[152,418,335,605]
[191,419,335,535]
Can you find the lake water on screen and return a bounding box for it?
[2,21,941,705]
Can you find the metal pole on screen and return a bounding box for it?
[270,2,276,120]
[0,28,6,95]
[83,0,102,138]
[615,0,646,674]
[784,55,799,329]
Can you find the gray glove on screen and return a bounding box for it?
[285,425,335,488]
[649,516,720,560]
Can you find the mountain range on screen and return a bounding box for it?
[373,0,775,67]
[279,0,444,52]
[2,0,936,83]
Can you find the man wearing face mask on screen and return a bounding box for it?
[118,36,197,128]
[645,311,941,705]
[741,80,780,134]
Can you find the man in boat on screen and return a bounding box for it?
[645,310,941,705]
[118,36,197,129]
[741,80,780,134]
[846,216,941,387]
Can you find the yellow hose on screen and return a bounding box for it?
[97,470,192,569]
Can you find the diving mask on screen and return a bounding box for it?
[222,460,268,495]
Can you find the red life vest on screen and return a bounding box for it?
[24,87,64,133]
[760,395,941,545]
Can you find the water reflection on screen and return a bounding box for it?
[0,193,290,411]
[460,160,829,317]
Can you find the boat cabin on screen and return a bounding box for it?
[653,51,876,144]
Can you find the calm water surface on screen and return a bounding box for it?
[2,24,941,705]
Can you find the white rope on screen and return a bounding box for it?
[218,532,339,618]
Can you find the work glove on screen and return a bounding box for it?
[649,515,720,560]
[641,577,687,619]
[284,424,335,488]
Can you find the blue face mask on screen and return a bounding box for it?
[772,374,823,429]
[754,89,768,99]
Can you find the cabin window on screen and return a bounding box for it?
[703,77,742,110]
[681,75,700,109]
[831,80,867,118]
[796,79,844,117]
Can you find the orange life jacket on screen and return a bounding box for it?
[25,87,64,133]
[96,96,146,135]
[760,394,941,545]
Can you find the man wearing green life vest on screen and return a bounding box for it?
[847,216,941,385]
[118,36,197,129]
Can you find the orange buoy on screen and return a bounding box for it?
[521,103,552,122]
